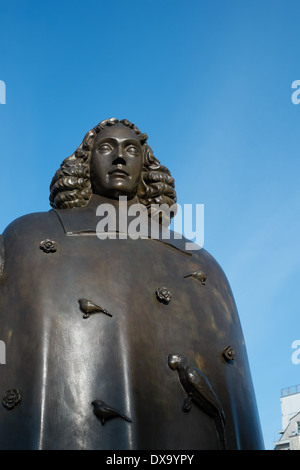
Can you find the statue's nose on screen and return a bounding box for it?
[112,145,126,165]
[117,145,124,158]
[113,146,126,165]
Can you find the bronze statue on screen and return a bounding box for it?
[0,118,264,449]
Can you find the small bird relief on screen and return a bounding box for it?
[92,399,132,426]
[168,353,226,450]
[184,271,207,285]
[78,298,113,319]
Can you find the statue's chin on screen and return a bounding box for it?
[91,191,137,202]
[91,181,138,201]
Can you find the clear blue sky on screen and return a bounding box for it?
[1,0,300,450]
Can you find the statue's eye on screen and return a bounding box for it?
[126,145,140,155]
[98,143,113,152]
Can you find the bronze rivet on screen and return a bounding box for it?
[222,346,235,363]
[156,287,172,304]
[40,239,57,253]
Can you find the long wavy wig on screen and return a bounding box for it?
[49,118,177,223]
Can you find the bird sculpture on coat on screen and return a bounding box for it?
[168,352,226,450]
[78,298,112,319]
[91,400,132,426]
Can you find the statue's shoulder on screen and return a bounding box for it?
[2,210,59,239]
[183,241,236,299]
[0,235,4,276]
[166,232,229,280]
[192,245,226,274]
[0,211,61,275]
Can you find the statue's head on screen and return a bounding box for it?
[49,118,177,222]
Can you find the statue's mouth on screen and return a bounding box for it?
[108,168,129,177]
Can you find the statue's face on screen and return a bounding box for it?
[90,123,143,199]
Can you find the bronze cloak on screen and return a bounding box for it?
[0,207,264,450]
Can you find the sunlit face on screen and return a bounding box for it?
[90,123,144,200]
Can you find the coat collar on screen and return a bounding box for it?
[50,195,198,257]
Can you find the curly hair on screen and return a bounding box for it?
[49,118,177,222]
